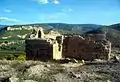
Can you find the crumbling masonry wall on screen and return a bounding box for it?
[25,39,62,61]
[63,36,111,61]
[25,39,52,60]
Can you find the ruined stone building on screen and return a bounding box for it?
[45,30,61,39]
[25,28,63,60]
[25,27,111,61]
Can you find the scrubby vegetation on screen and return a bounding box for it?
[5,53,26,61]
[0,60,120,82]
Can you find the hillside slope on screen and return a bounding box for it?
[0,23,101,39]
[84,24,120,49]
[0,23,120,53]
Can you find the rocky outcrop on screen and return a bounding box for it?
[7,26,36,31]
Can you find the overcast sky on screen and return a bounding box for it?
[0,0,120,25]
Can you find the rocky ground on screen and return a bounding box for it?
[0,59,119,82]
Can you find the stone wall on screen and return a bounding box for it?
[52,42,63,60]
[25,39,63,61]
[63,36,111,61]
[25,39,52,60]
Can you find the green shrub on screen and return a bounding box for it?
[17,53,26,61]
[5,53,26,61]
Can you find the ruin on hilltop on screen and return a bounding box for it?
[25,27,111,61]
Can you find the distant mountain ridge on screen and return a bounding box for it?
[0,23,120,49]
[6,23,102,34]
[0,23,101,39]
[0,25,7,28]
